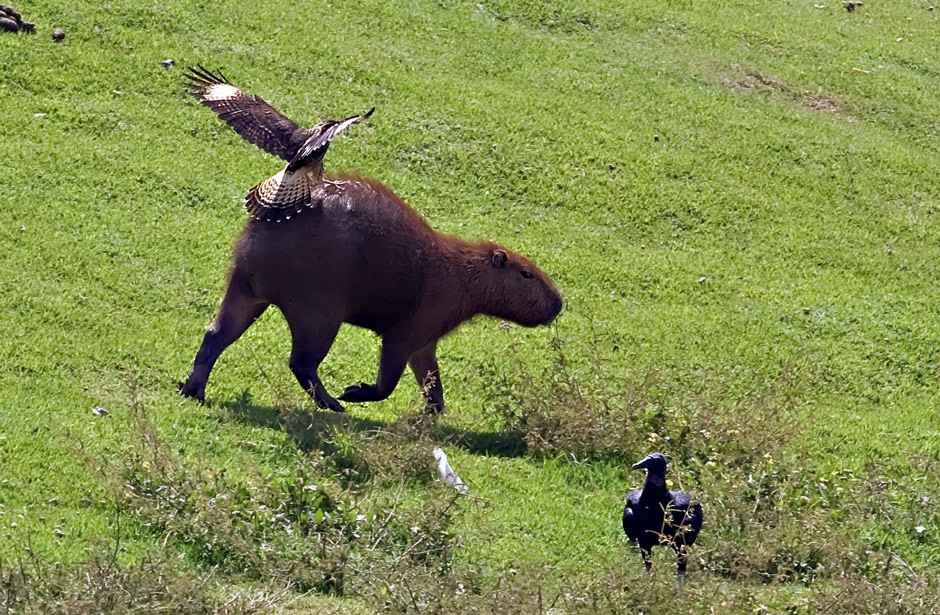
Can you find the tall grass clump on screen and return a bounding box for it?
[465,336,940,612]
[488,335,805,467]
[65,390,470,609]
[0,540,279,615]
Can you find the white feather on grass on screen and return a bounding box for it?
[433,448,467,495]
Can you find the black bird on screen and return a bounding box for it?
[622,452,703,578]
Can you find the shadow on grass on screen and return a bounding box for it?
[220,390,526,458]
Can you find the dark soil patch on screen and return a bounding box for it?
[724,70,851,116]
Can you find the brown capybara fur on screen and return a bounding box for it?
[180,174,563,413]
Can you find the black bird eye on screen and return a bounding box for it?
[520,270,534,279]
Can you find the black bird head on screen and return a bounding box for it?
[633,452,668,488]
[632,452,668,473]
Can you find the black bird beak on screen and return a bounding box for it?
[632,457,650,470]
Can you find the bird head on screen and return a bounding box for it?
[632,452,668,474]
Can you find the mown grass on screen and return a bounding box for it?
[2,0,940,612]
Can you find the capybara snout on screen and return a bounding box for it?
[182,176,561,413]
[484,248,563,327]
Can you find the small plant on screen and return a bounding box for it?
[0,537,278,615]
[105,398,365,594]
[70,391,470,609]
[488,334,805,469]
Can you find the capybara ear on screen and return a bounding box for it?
[491,249,508,268]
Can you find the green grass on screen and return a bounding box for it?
[2,0,940,611]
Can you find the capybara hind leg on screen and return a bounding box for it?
[409,341,444,414]
[286,317,345,412]
[181,273,268,402]
[339,342,409,404]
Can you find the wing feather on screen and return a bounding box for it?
[245,170,318,222]
[287,108,375,171]
[622,492,641,543]
[185,66,310,162]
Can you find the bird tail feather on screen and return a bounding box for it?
[245,170,317,222]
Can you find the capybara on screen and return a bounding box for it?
[180,175,563,413]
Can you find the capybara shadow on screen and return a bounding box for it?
[223,391,386,454]
[222,390,526,459]
[181,175,562,413]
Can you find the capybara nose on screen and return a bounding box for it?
[547,293,564,322]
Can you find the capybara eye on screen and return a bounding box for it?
[520,270,535,279]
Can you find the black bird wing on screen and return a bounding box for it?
[667,491,703,546]
[287,109,374,172]
[185,66,312,162]
[622,491,641,542]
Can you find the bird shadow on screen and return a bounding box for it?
[220,390,527,459]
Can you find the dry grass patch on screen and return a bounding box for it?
[487,336,806,468]
[720,70,851,116]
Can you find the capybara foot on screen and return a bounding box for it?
[424,401,445,416]
[338,382,385,403]
[312,388,346,412]
[178,379,206,403]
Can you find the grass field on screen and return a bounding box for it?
[2,0,940,612]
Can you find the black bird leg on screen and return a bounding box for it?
[642,548,653,575]
[676,545,689,583]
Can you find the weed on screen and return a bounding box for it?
[0,536,278,615]
[489,335,805,468]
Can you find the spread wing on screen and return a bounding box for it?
[287,108,375,171]
[185,66,310,162]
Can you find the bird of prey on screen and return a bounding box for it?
[623,452,703,579]
[185,66,373,222]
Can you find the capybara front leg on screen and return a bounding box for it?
[180,272,268,403]
[409,341,444,414]
[287,317,345,412]
[339,342,409,404]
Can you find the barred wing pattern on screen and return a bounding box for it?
[185,66,310,163]
[287,109,374,171]
[246,170,317,223]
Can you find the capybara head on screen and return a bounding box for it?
[477,246,563,327]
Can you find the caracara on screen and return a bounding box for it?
[185,66,373,222]
[622,452,704,579]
